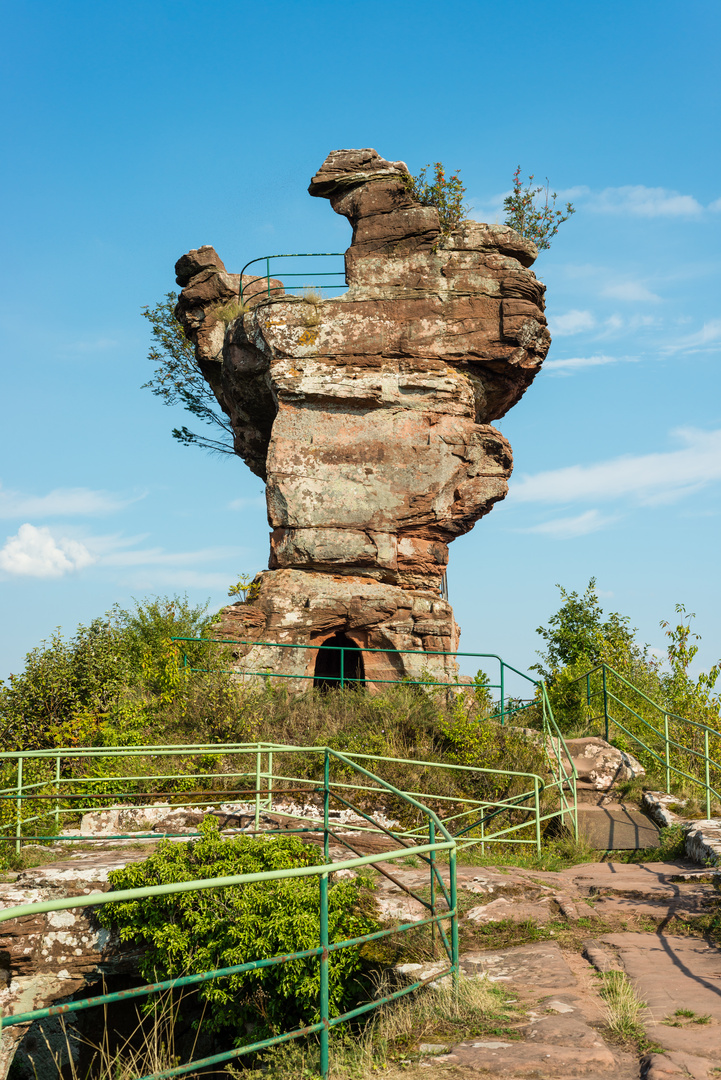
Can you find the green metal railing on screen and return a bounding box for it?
[173,639,578,838]
[174,638,533,720]
[0,732,575,856]
[574,663,721,817]
[0,747,457,1080]
[239,253,346,305]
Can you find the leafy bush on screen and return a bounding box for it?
[0,595,216,751]
[96,820,380,1039]
[503,167,575,249]
[531,580,721,794]
[405,162,468,234]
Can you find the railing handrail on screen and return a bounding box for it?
[238,252,346,305]
[570,662,721,738]
[570,661,720,817]
[0,746,459,1080]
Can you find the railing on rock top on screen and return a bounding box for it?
[239,253,346,305]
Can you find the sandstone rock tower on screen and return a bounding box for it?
[175,149,550,688]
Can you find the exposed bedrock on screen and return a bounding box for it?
[174,149,550,680]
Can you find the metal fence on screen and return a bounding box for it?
[0,747,457,1080]
[573,663,721,817]
[239,253,346,305]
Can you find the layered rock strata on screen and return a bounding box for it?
[174,148,550,686]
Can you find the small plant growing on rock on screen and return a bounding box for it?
[228,573,261,603]
[405,162,469,234]
[212,298,249,324]
[503,167,575,250]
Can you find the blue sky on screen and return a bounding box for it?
[1,0,720,684]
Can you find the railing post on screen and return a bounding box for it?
[534,776,541,856]
[602,666,609,741]
[480,809,485,857]
[500,663,505,727]
[704,728,711,819]
[54,754,61,833]
[319,870,330,1079]
[267,750,273,812]
[323,750,330,863]
[266,257,271,298]
[340,647,345,690]
[664,714,671,793]
[429,819,436,955]
[15,757,23,855]
[254,748,261,831]
[449,842,459,995]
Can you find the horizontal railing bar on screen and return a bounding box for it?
[0,841,453,925]
[2,908,451,1029]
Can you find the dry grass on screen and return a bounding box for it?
[211,299,248,324]
[41,991,206,1080]
[229,973,519,1080]
[599,969,648,1044]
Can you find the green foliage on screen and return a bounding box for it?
[227,573,261,602]
[533,579,640,680]
[405,162,468,234]
[96,820,380,1040]
[0,595,215,751]
[141,292,234,455]
[503,167,575,249]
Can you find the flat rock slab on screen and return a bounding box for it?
[460,941,579,993]
[434,1038,617,1076]
[597,933,721,1062]
[577,803,660,849]
[465,895,553,924]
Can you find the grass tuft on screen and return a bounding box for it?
[600,969,647,1045]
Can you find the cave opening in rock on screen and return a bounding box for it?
[314,632,365,690]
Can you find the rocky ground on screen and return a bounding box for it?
[0,795,720,1079]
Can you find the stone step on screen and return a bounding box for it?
[577,802,660,850]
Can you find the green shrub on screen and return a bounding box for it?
[96,819,380,1040]
[0,595,217,751]
[405,162,468,234]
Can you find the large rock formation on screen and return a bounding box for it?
[174,149,550,687]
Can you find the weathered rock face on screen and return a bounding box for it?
[174,149,550,684]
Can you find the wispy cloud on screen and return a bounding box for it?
[549,310,596,336]
[543,353,636,373]
[97,544,241,568]
[0,484,143,519]
[587,185,704,217]
[601,281,661,303]
[662,319,721,356]
[0,524,95,578]
[227,496,266,511]
[521,509,617,539]
[510,427,721,505]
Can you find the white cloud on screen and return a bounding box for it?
[549,310,596,336]
[61,337,120,354]
[587,185,704,217]
[601,281,661,303]
[0,484,142,519]
[510,427,721,506]
[543,353,633,373]
[707,197,721,212]
[98,545,240,567]
[522,510,617,539]
[663,319,721,355]
[0,524,95,578]
[228,496,266,510]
